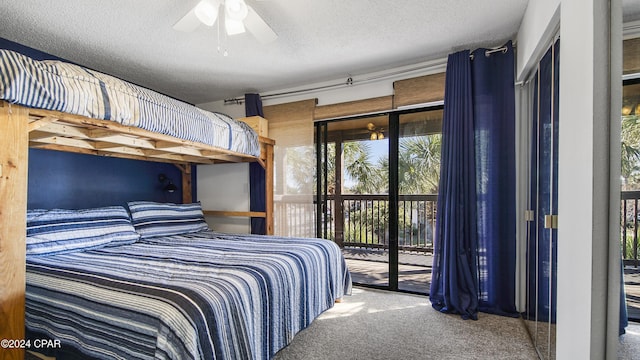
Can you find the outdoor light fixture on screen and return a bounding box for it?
[367,122,384,140]
[622,102,640,116]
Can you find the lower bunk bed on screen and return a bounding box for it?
[24,202,352,360]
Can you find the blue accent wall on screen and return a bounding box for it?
[28,149,182,209]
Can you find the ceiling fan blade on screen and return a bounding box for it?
[173,8,201,32]
[244,5,277,43]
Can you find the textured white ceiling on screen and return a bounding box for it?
[0,1,637,104]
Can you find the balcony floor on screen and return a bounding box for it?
[626,267,640,321]
[342,247,432,294]
[343,247,640,322]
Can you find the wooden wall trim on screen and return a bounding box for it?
[204,210,266,217]
[263,99,317,122]
[0,103,28,360]
[263,99,316,148]
[393,72,446,108]
[314,96,393,120]
[624,37,640,75]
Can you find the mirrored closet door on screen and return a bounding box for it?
[524,38,559,360]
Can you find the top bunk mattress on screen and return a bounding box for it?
[0,49,260,157]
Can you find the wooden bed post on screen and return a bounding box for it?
[0,103,28,360]
[175,163,192,204]
[265,143,274,235]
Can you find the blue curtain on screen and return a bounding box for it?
[245,93,264,117]
[430,42,518,320]
[430,49,479,320]
[246,93,267,234]
[473,42,519,317]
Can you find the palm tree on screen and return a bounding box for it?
[281,133,442,197]
[398,135,441,194]
[373,135,442,195]
[342,141,385,194]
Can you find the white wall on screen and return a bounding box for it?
[196,101,250,233]
[516,0,560,80]
[197,163,251,233]
[557,1,598,356]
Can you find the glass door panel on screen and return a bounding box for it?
[316,115,390,288]
[621,80,640,323]
[397,109,443,293]
[525,40,558,360]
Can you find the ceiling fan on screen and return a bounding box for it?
[173,0,277,44]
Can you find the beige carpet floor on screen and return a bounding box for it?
[275,287,538,360]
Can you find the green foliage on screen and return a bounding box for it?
[343,200,388,244]
[622,231,640,260]
[283,132,442,196]
[341,135,442,195]
[343,142,386,194]
[622,115,640,189]
[398,135,441,194]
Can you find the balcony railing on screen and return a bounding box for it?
[273,194,317,238]
[275,191,640,265]
[338,194,437,252]
[622,190,640,267]
[274,194,437,253]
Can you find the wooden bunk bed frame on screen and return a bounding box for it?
[0,100,274,360]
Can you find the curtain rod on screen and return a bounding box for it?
[469,45,509,60]
[224,59,448,105]
[225,42,517,105]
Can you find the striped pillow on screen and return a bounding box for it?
[26,206,140,255]
[127,201,209,239]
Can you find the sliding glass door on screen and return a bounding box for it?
[316,106,442,293]
[396,110,442,293]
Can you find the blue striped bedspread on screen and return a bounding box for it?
[0,49,260,157]
[25,231,352,360]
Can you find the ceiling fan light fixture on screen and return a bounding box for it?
[225,17,246,35]
[173,0,277,43]
[225,0,249,21]
[194,0,219,26]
